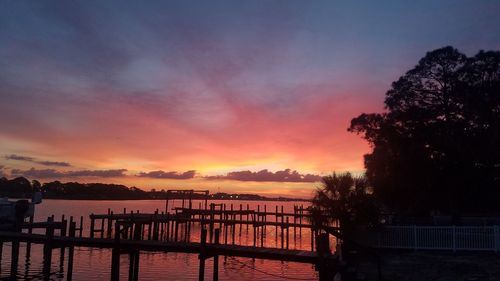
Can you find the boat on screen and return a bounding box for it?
[0,191,42,229]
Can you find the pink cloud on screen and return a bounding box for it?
[206,169,322,183]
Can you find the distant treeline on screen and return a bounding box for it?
[0,177,306,201]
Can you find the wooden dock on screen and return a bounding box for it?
[0,202,342,281]
[87,202,338,252]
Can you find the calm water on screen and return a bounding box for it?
[0,199,325,280]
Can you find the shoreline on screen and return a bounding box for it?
[3,196,312,202]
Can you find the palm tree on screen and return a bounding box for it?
[311,172,379,255]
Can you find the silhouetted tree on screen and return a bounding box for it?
[31,180,41,190]
[310,173,379,256]
[312,173,378,227]
[349,46,500,214]
[0,177,34,198]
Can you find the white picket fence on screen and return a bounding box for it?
[374,225,500,252]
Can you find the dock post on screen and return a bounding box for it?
[90,214,95,238]
[224,218,228,244]
[198,228,207,281]
[79,216,83,237]
[260,224,264,247]
[188,211,192,242]
[299,205,303,236]
[209,204,214,243]
[239,204,243,238]
[111,222,121,281]
[204,193,208,210]
[10,239,20,279]
[252,214,257,247]
[286,217,290,249]
[311,227,315,251]
[67,221,76,281]
[166,213,170,241]
[165,192,169,213]
[213,229,220,281]
[148,220,153,241]
[25,214,34,263]
[231,219,236,244]
[43,216,55,281]
[160,212,165,240]
[69,216,73,230]
[100,216,105,238]
[275,206,279,245]
[128,251,140,281]
[281,223,285,249]
[24,236,31,280]
[316,233,335,281]
[59,215,68,274]
[107,211,113,238]
[293,206,297,238]
[142,221,146,240]
[170,216,175,241]
[221,204,225,228]
[152,211,159,240]
[230,205,235,244]
[246,204,250,232]
[257,205,261,246]
[174,221,179,242]
[264,205,267,233]
[61,214,67,236]
[185,218,189,242]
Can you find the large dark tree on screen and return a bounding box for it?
[349,46,500,215]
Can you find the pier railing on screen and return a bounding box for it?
[86,204,334,252]
[371,225,500,252]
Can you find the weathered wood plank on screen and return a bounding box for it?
[0,231,330,264]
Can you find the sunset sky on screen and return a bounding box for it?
[1,1,499,197]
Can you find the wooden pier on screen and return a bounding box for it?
[0,192,346,280]
[87,200,335,251]
[0,215,340,281]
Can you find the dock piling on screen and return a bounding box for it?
[43,216,55,281]
[111,222,121,281]
[213,228,220,281]
[67,221,76,281]
[198,228,207,281]
[10,239,20,279]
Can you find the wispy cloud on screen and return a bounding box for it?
[206,169,322,183]
[36,161,72,167]
[65,169,128,177]
[137,170,196,179]
[11,168,127,178]
[5,154,71,167]
[5,154,34,162]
